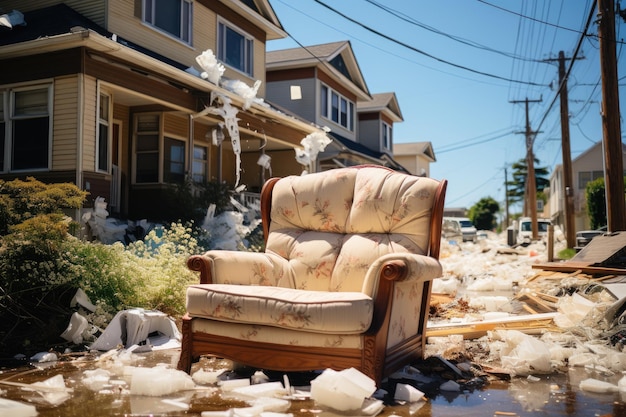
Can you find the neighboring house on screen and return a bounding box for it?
[392,141,436,177]
[266,41,408,172]
[548,141,626,232]
[0,1,322,221]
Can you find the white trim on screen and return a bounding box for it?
[217,17,254,77]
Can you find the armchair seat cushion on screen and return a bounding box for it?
[186,284,373,333]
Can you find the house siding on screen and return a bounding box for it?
[265,78,317,121]
[52,76,79,171]
[107,0,265,95]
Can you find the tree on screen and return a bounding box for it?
[468,197,500,230]
[506,157,550,211]
[585,176,626,230]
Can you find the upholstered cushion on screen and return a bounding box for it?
[186,284,373,333]
[266,166,440,291]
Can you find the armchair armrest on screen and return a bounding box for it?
[361,253,442,297]
[187,251,292,286]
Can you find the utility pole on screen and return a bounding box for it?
[544,51,581,248]
[598,0,626,232]
[511,97,542,239]
[504,167,510,228]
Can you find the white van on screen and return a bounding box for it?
[516,217,551,244]
[443,217,477,243]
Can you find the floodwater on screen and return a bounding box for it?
[1,349,624,417]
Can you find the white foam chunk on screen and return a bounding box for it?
[394,383,425,402]
[231,381,286,399]
[129,366,195,396]
[579,378,618,393]
[310,368,376,411]
[0,398,37,417]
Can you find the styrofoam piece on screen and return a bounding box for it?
[218,378,250,391]
[24,374,72,406]
[0,398,37,417]
[70,288,97,312]
[579,378,618,393]
[201,411,233,417]
[394,383,425,402]
[91,308,181,351]
[129,366,195,396]
[499,330,552,375]
[192,368,226,385]
[130,392,194,414]
[310,368,376,411]
[439,380,460,392]
[60,312,89,344]
[249,397,291,412]
[230,381,286,399]
[82,369,112,391]
[30,351,58,363]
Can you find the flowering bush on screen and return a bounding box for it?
[0,177,261,356]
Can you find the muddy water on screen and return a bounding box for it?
[1,349,624,417]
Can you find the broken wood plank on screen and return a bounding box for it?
[426,313,558,339]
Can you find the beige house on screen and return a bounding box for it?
[392,142,436,177]
[548,141,626,232]
[0,1,322,221]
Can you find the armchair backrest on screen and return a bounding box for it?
[261,166,446,292]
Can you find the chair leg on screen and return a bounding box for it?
[177,314,193,373]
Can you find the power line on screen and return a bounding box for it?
[311,0,548,87]
[362,0,541,63]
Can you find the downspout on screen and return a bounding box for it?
[76,74,85,224]
[188,114,194,181]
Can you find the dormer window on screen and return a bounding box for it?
[218,20,253,77]
[143,0,192,44]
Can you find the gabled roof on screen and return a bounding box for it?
[267,41,371,101]
[224,0,287,40]
[393,142,437,162]
[357,92,403,123]
[321,133,410,173]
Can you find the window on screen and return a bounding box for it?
[135,114,160,183]
[164,137,185,183]
[218,21,253,76]
[11,86,51,171]
[320,83,354,131]
[578,170,603,189]
[97,93,110,172]
[192,145,207,183]
[134,114,188,184]
[143,0,192,44]
[382,122,392,150]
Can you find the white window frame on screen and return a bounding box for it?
[143,0,193,44]
[96,90,111,174]
[382,121,392,150]
[163,135,186,184]
[8,84,53,172]
[320,82,354,131]
[217,18,254,77]
[192,144,207,183]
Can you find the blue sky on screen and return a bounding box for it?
[266,0,625,212]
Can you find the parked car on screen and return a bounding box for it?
[575,226,607,251]
[443,217,477,243]
[516,217,552,245]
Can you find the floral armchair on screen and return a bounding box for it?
[177,165,447,384]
